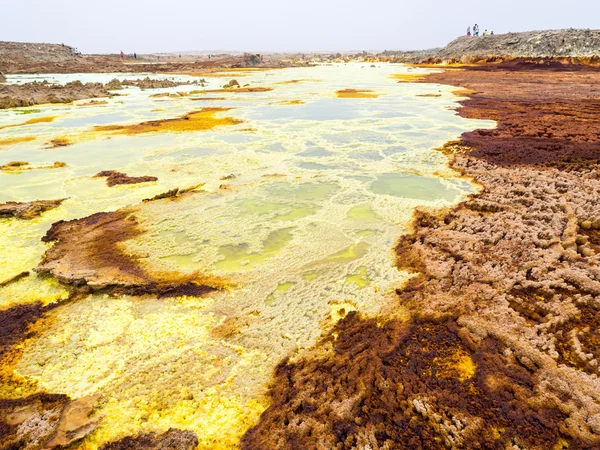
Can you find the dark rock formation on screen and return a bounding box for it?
[0,199,66,219]
[94,170,158,187]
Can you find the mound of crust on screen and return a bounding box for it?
[0,199,66,219]
[94,170,158,187]
[36,207,224,297]
[0,393,100,450]
[0,80,111,109]
[100,429,198,450]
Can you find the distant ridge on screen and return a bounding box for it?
[381,29,600,63]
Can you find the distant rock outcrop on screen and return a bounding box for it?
[440,29,600,60]
[382,29,600,63]
[0,80,111,109]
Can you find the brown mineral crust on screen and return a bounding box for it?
[0,393,100,450]
[36,208,224,296]
[100,429,199,450]
[0,199,66,219]
[0,302,61,396]
[0,303,48,373]
[423,64,600,169]
[142,184,205,203]
[94,170,158,187]
[0,80,111,109]
[0,297,99,448]
[105,79,123,90]
[0,161,67,172]
[242,63,600,447]
[243,313,578,449]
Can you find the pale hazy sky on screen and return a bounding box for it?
[3,0,599,53]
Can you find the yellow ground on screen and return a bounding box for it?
[335,89,379,98]
[94,108,243,135]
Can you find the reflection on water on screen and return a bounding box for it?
[0,63,496,449]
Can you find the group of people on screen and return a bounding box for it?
[120,51,137,59]
[467,24,493,37]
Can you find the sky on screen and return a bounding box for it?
[3,0,599,54]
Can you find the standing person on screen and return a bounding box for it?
[474,24,479,36]
[467,26,471,36]
[120,50,124,58]
[134,52,137,59]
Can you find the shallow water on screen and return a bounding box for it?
[0,63,495,448]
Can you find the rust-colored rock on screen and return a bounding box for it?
[100,429,198,450]
[0,199,66,219]
[94,170,158,187]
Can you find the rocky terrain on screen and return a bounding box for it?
[0,80,112,109]
[381,28,600,63]
[0,42,306,74]
[0,77,204,109]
